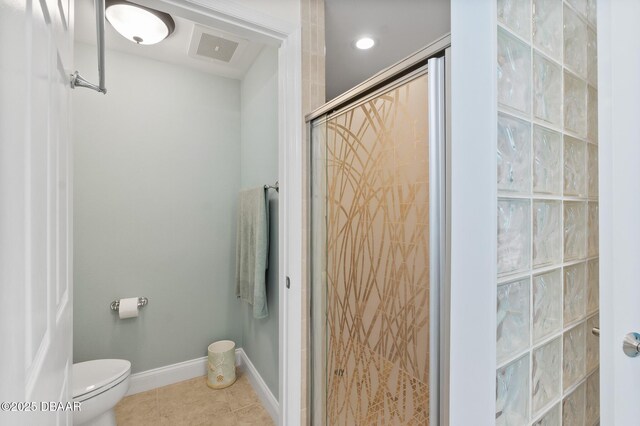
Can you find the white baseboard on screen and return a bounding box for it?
[235,348,279,424]
[126,349,278,424]
[126,356,209,396]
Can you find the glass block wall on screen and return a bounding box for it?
[495,0,599,424]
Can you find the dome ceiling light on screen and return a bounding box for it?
[105,0,175,45]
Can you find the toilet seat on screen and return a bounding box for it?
[73,359,131,402]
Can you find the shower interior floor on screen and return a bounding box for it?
[115,371,274,425]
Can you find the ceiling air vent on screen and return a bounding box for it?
[188,25,247,64]
[196,33,238,62]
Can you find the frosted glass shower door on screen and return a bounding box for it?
[311,57,445,425]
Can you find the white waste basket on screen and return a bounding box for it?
[207,340,236,389]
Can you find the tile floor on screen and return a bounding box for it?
[115,372,274,426]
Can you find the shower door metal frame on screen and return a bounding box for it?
[306,34,451,425]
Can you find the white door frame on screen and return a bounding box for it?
[598,0,640,423]
[449,1,498,425]
[136,1,303,425]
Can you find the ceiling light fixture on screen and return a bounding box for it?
[355,37,375,50]
[105,0,175,45]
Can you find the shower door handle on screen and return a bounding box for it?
[623,332,640,358]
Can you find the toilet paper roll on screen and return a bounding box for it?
[118,298,139,319]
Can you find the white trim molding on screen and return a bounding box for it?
[449,0,498,425]
[126,356,209,396]
[126,349,279,424]
[236,348,279,423]
[278,26,303,426]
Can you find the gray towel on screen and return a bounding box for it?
[235,188,269,319]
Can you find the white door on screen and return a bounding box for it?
[0,0,75,425]
[598,0,640,424]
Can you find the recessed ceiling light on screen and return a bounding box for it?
[355,37,375,50]
[106,0,175,45]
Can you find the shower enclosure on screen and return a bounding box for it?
[307,37,449,425]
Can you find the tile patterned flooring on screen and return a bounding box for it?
[115,372,274,426]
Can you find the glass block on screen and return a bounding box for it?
[497,279,530,364]
[586,370,600,424]
[496,355,530,426]
[532,0,563,61]
[498,113,531,193]
[497,0,530,40]
[533,200,562,267]
[532,403,561,426]
[533,125,562,194]
[564,263,587,325]
[564,136,587,197]
[588,86,598,144]
[498,199,531,276]
[564,5,588,78]
[563,382,586,426]
[587,259,599,314]
[533,53,562,126]
[586,315,600,372]
[532,338,562,415]
[498,28,531,114]
[567,0,588,17]
[587,0,597,27]
[587,28,598,86]
[564,71,588,138]
[564,201,587,261]
[533,269,563,342]
[588,143,598,197]
[563,322,587,390]
[588,202,599,257]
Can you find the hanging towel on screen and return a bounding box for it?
[235,187,269,319]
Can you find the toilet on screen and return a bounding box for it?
[72,359,131,426]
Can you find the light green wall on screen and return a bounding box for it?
[239,46,280,399]
[73,43,280,395]
[73,43,244,373]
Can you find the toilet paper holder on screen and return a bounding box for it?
[110,297,148,312]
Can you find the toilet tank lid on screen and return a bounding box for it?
[72,359,131,398]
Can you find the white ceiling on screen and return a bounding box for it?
[74,0,266,79]
[75,0,450,94]
[324,0,451,100]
